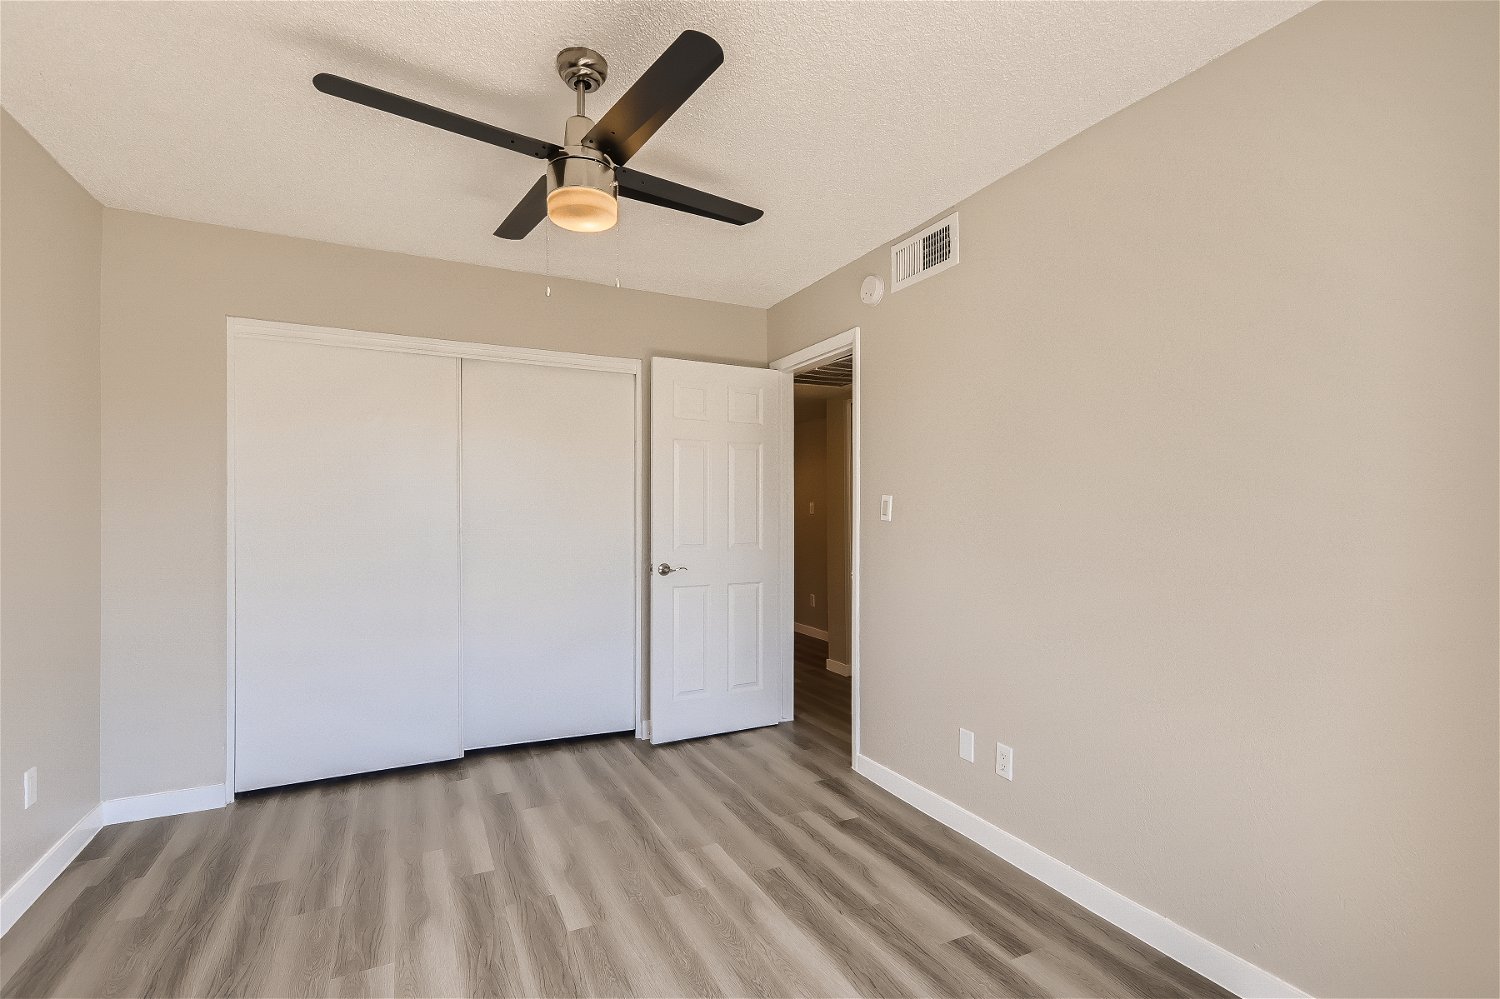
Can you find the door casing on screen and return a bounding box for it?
[770,327,862,763]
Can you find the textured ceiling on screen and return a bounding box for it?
[0,1,1307,307]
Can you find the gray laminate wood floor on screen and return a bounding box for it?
[1,636,1234,998]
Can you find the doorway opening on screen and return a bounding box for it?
[772,329,860,765]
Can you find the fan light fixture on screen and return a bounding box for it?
[547,185,617,232]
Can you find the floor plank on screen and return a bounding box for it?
[0,635,1234,998]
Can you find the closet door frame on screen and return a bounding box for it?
[225,317,644,801]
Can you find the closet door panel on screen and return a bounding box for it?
[461,360,635,749]
[233,337,462,792]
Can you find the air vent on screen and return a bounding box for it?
[891,212,959,292]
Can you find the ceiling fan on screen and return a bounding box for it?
[313,30,762,239]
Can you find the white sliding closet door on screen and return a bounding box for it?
[460,359,636,749]
[233,337,462,792]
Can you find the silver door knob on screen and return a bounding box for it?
[656,563,688,576]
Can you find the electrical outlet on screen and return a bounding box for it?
[958,728,975,763]
[22,767,37,808]
[809,593,817,608]
[995,743,1014,781]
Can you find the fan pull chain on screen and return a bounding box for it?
[545,222,552,299]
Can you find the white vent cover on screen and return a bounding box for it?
[891,212,960,292]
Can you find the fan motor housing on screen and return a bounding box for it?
[547,152,615,197]
[548,115,615,190]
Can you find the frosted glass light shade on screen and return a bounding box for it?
[547,186,618,232]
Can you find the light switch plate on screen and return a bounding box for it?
[22,767,37,808]
[880,495,894,522]
[959,728,975,763]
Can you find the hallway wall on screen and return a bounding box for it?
[794,407,830,633]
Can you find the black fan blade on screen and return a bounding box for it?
[314,73,560,160]
[583,31,723,165]
[493,176,549,239]
[617,168,762,226]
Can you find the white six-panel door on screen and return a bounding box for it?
[232,336,463,792]
[649,357,791,743]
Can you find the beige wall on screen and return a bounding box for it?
[794,405,830,632]
[1,111,103,893]
[99,210,765,800]
[768,3,1499,996]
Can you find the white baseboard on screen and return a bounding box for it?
[793,622,829,641]
[1,804,103,936]
[825,658,851,676]
[101,784,228,826]
[852,755,1310,999]
[1,784,229,938]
